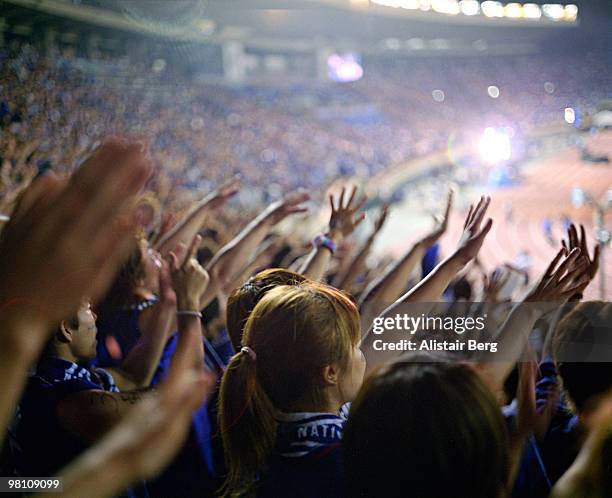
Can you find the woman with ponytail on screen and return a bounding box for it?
[218,281,365,498]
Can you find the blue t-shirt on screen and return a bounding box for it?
[256,404,350,498]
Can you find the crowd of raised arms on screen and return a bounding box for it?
[0,41,611,498]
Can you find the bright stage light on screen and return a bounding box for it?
[564,107,575,124]
[478,127,511,164]
[328,53,363,82]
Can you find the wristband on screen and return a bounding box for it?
[312,233,337,254]
[176,310,203,319]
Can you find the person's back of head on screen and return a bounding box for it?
[225,268,308,350]
[342,357,509,498]
[219,281,362,497]
[553,301,612,414]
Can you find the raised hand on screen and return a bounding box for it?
[561,223,600,298]
[453,195,493,267]
[202,176,241,210]
[525,247,589,303]
[328,185,367,238]
[481,267,511,303]
[417,190,453,249]
[0,140,151,345]
[266,190,310,225]
[169,234,210,311]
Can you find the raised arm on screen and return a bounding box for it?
[155,177,240,261]
[300,186,366,281]
[360,191,453,312]
[388,195,492,308]
[201,190,309,308]
[333,203,389,292]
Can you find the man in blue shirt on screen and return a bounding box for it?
[15,302,156,497]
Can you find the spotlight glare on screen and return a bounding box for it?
[478,127,511,164]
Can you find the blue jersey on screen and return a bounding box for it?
[15,357,147,498]
[256,404,351,498]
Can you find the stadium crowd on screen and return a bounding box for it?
[0,37,611,498]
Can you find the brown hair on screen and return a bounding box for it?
[218,281,360,497]
[343,358,509,498]
[225,268,308,350]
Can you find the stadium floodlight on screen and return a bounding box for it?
[504,3,524,18]
[522,3,542,18]
[430,38,450,49]
[564,107,575,124]
[459,0,480,15]
[564,4,578,21]
[406,38,426,49]
[481,1,504,18]
[479,127,511,164]
[385,38,401,49]
[431,0,460,15]
[542,4,565,21]
[399,0,421,8]
[372,0,402,7]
